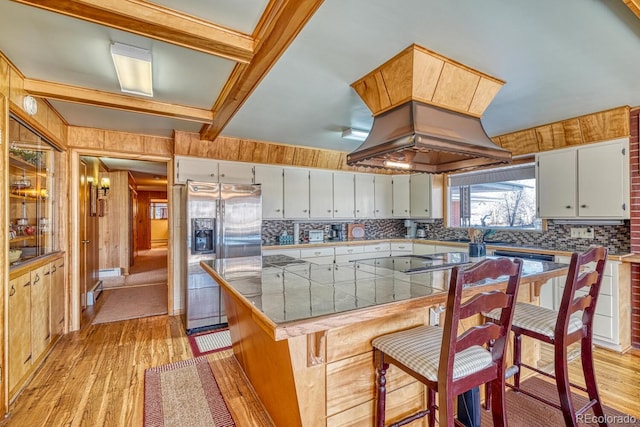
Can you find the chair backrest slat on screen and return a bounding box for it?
[439,257,523,387]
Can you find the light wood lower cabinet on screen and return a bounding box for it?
[31,264,51,363]
[50,258,66,339]
[8,273,32,395]
[8,254,65,401]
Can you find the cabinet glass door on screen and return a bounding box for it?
[8,116,57,265]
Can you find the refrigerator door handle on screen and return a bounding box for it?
[217,198,225,258]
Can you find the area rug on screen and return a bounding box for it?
[144,356,235,427]
[481,377,639,426]
[92,284,167,324]
[188,328,232,357]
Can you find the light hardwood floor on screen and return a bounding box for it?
[1,310,639,426]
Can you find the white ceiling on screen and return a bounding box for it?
[2,0,640,169]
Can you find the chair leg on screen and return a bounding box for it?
[513,332,522,390]
[581,337,607,426]
[375,353,389,427]
[427,387,436,427]
[484,339,494,411]
[438,386,456,427]
[490,378,508,427]
[554,341,578,427]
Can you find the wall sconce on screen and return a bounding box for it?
[100,177,111,197]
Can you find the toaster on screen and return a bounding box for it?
[307,229,324,242]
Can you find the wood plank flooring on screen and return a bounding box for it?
[1,311,638,426]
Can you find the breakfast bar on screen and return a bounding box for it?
[201,254,570,426]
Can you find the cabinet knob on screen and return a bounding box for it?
[375,209,379,212]
[275,209,281,212]
[9,285,15,297]
[565,205,572,209]
[334,210,338,212]
[581,204,587,208]
[303,209,308,213]
[328,210,332,213]
[34,273,40,284]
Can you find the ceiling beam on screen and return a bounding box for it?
[24,78,214,123]
[11,0,254,63]
[623,0,640,19]
[199,0,325,141]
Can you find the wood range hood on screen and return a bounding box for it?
[347,44,512,174]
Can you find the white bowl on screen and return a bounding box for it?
[9,249,22,263]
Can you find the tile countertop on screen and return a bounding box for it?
[263,237,631,261]
[201,255,570,334]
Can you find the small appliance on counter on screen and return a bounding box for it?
[404,220,417,238]
[306,229,324,243]
[416,228,426,238]
[330,224,344,240]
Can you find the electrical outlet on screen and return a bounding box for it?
[570,227,594,239]
[429,305,446,326]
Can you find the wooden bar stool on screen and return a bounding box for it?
[372,257,523,427]
[485,246,608,426]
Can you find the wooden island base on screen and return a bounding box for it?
[220,277,552,426]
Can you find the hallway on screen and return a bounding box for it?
[90,248,168,324]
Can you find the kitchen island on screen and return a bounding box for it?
[201,254,569,426]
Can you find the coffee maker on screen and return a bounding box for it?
[330,224,343,240]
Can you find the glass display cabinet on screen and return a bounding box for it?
[8,116,58,265]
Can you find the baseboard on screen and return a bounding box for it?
[87,280,103,306]
[99,268,121,278]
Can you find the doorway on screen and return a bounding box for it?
[72,154,171,329]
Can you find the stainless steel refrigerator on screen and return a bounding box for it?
[182,180,261,334]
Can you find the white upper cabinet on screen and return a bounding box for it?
[374,175,393,218]
[254,165,284,219]
[392,175,411,217]
[218,161,254,184]
[174,156,218,183]
[410,173,432,218]
[355,173,375,218]
[284,168,310,219]
[536,149,577,218]
[333,172,355,218]
[536,138,629,219]
[577,139,629,218]
[309,170,334,219]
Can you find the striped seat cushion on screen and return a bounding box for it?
[485,303,583,338]
[372,325,493,382]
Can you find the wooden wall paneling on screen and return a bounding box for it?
[0,95,7,415]
[579,106,630,143]
[173,130,203,156]
[98,171,130,274]
[106,130,144,154]
[495,128,538,156]
[0,55,9,97]
[494,106,631,156]
[267,143,296,165]
[8,67,25,111]
[136,192,151,250]
[291,146,317,168]
[67,127,106,150]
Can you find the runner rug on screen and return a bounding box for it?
[144,356,235,427]
[481,376,638,426]
[188,328,232,357]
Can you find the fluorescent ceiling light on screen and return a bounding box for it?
[341,128,369,141]
[110,42,153,97]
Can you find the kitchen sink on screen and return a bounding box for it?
[440,238,471,243]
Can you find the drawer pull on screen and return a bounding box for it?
[9,285,15,297]
[314,251,321,256]
[52,265,57,273]
[33,274,40,284]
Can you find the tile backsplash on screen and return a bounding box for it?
[262,218,630,254]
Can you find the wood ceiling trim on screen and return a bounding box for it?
[623,0,640,19]
[200,0,325,141]
[23,78,214,123]
[11,0,254,63]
